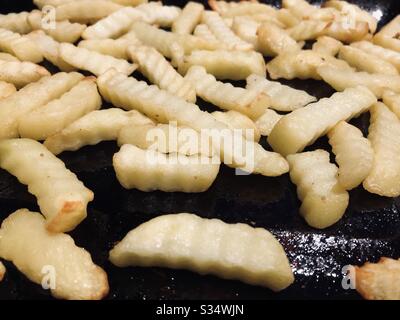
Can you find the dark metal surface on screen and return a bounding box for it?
[0,0,399,300]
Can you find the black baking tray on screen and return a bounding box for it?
[0,0,399,300]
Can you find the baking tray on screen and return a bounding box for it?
[0,0,399,300]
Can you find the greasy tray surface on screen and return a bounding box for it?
[0,0,399,300]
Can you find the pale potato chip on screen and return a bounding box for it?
[43,20,86,44]
[235,13,285,28]
[28,10,86,43]
[0,60,50,88]
[45,108,153,155]
[60,43,137,76]
[209,0,277,19]
[98,69,200,124]
[26,30,75,72]
[231,17,259,50]
[193,23,219,43]
[130,21,219,58]
[328,121,374,190]
[362,33,373,41]
[373,15,400,50]
[113,144,220,192]
[324,21,369,43]
[81,7,145,40]
[202,11,253,51]
[110,213,294,291]
[208,0,244,14]
[382,89,400,119]
[34,0,145,8]
[212,110,260,142]
[246,74,316,112]
[288,20,329,41]
[257,21,301,56]
[267,50,352,80]
[34,0,75,8]
[363,102,400,197]
[276,8,301,28]
[0,12,31,34]
[0,139,94,232]
[135,2,181,27]
[283,0,334,20]
[55,0,123,23]
[0,28,43,63]
[181,49,266,80]
[128,45,196,103]
[268,86,377,156]
[287,150,349,229]
[222,16,233,27]
[338,46,398,75]
[317,65,400,98]
[255,109,283,137]
[0,52,19,62]
[78,37,139,60]
[0,81,16,99]
[118,122,213,157]
[97,69,289,176]
[354,257,400,300]
[0,72,83,139]
[207,0,242,14]
[312,36,343,56]
[19,77,101,140]
[373,35,400,53]
[172,2,204,35]
[351,41,400,72]
[185,66,268,119]
[118,29,140,41]
[111,0,148,5]
[324,0,377,33]
[168,41,185,68]
[0,209,108,300]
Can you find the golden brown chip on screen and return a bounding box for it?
[355,258,400,300]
